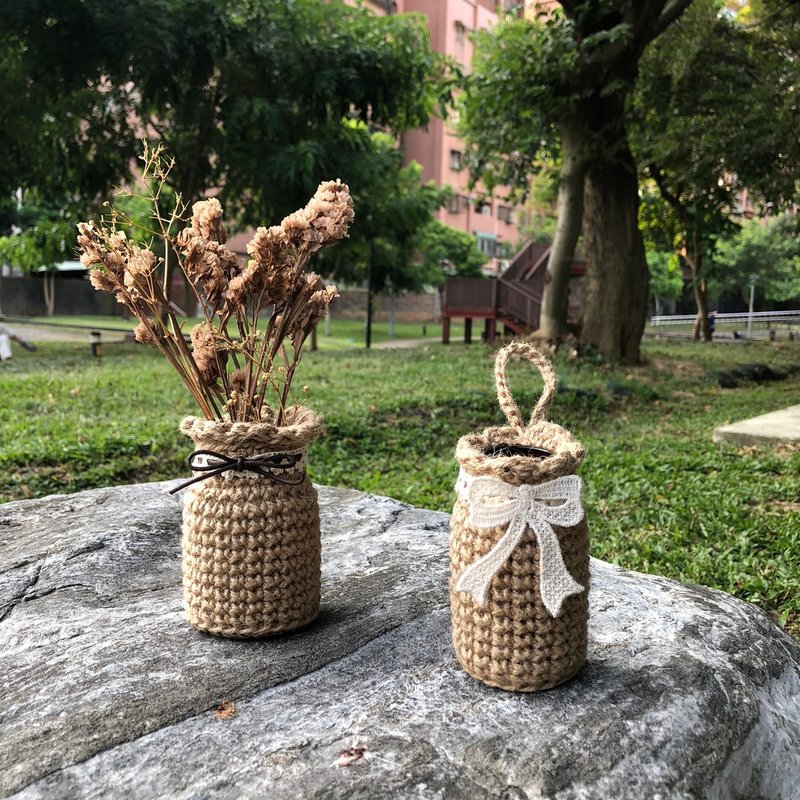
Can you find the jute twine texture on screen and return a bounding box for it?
[450,341,589,691]
[180,406,323,638]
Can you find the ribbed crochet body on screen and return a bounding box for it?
[179,408,323,638]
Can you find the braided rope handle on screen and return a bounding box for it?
[494,342,557,429]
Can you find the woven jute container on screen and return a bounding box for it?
[450,342,589,692]
[178,406,324,638]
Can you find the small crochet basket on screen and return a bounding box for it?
[177,406,323,638]
[450,342,589,691]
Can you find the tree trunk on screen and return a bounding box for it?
[388,289,396,338]
[43,271,56,317]
[581,143,648,363]
[537,124,587,342]
[686,250,711,341]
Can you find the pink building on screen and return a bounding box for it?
[357,0,527,273]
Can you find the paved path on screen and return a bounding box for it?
[713,404,800,446]
[371,336,432,349]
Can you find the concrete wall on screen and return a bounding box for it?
[332,289,441,322]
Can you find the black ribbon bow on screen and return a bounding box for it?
[168,450,304,494]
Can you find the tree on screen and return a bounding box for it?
[631,0,800,339]
[463,2,692,362]
[638,185,685,315]
[319,131,446,294]
[0,196,75,316]
[645,251,684,314]
[415,219,488,284]
[712,215,800,305]
[1,0,449,302]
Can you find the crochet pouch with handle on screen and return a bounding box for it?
[450,341,589,691]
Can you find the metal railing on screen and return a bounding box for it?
[442,277,495,313]
[649,310,800,339]
[650,310,800,325]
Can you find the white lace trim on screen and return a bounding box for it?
[455,468,585,617]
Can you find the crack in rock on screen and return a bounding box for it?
[0,563,42,624]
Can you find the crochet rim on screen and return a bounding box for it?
[179,406,324,451]
[455,419,584,484]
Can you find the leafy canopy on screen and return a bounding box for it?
[631,0,800,258]
[415,219,488,285]
[712,215,800,303]
[0,0,450,288]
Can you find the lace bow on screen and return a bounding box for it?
[455,472,585,617]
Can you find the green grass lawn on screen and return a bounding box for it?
[1,337,799,636]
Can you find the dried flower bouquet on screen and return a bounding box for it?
[76,145,353,425]
[76,146,354,638]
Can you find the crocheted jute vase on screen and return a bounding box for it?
[450,342,589,692]
[178,406,324,638]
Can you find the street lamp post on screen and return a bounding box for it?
[365,239,374,349]
[747,273,758,337]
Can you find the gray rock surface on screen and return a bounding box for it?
[1,481,799,800]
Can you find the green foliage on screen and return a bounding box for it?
[3,338,800,636]
[0,31,138,207]
[0,196,74,272]
[1,0,450,282]
[712,215,800,303]
[646,251,684,301]
[460,15,576,196]
[320,131,446,294]
[640,186,684,302]
[414,219,487,285]
[638,185,681,253]
[518,163,560,245]
[632,1,800,260]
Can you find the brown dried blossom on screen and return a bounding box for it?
[278,180,355,256]
[230,369,248,393]
[225,226,291,309]
[123,245,157,294]
[88,268,117,293]
[176,202,241,313]
[290,277,339,343]
[190,322,225,383]
[186,198,227,243]
[133,321,154,343]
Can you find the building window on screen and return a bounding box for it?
[475,201,492,216]
[450,150,464,171]
[447,194,461,214]
[497,205,513,223]
[476,233,498,257]
[454,20,466,44]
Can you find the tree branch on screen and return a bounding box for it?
[653,0,694,40]
[647,162,688,225]
[742,0,795,29]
